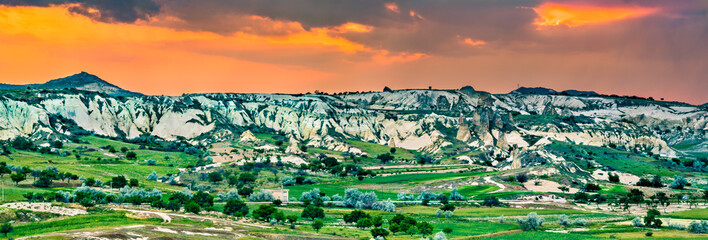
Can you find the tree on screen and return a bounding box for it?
[301,205,325,220]
[0,222,12,237]
[584,183,601,192]
[0,165,11,178]
[440,203,455,212]
[112,176,128,188]
[343,210,371,224]
[147,171,158,181]
[390,147,397,154]
[239,172,256,184]
[126,151,137,160]
[253,204,277,221]
[356,218,373,229]
[208,171,223,183]
[518,212,544,231]
[377,153,394,163]
[370,228,390,238]
[651,175,664,188]
[227,175,238,186]
[608,173,620,183]
[52,140,63,149]
[184,201,201,214]
[372,216,383,227]
[516,173,528,183]
[670,176,687,189]
[644,209,662,228]
[311,219,324,232]
[223,199,249,217]
[129,178,139,187]
[238,187,253,197]
[191,191,214,208]
[286,215,298,229]
[417,222,434,236]
[482,196,501,207]
[407,226,419,236]
[10,173,26,186]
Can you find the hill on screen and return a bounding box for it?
[0,72,141,96]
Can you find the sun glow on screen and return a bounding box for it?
[533,2,657,27]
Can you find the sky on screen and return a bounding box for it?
[0,0,706,104]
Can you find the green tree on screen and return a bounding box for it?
[0,222,12,237]
[223,199,249,217]
[370,228,390,238]
[126,151,137,160]
[312,219,324,232]
[184,201,201,214]
[208,171,223,183]
[301,205,325,220]
[343,210,371,224]
[111,176,128,188]
[10,173,26,186]
[253,204,277,221]
[356,218,373,229]
[286,215,298,229]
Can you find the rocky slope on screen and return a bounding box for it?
[0,72,141,96]
[0,79,705,168]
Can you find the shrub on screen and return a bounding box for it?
[574,218,588,226]
[449,188,465,200]
[216,189,241,201]
[147,171,158,181]
[517,212,544,231]
[281,177,296,186]
[667,222,686,230]
[670,176,687,189]
[301,205,325,220]
[645,232,653,237]
[371,199,396,212]
[223,199,249,217]
[558,214,570,227]
[184,201,201,214]
[300,188,322,201]
[343,210,371,224]
[248,191,274,202]
[432,231,447,240]
[688,221,708,233]
[482,196,501,207]
[370,228,389,238]
[516,173,528,183]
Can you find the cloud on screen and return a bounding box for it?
[0,0,160,23]
[533,2,658,27]
[463,38,486,47]
[385,2,399,14]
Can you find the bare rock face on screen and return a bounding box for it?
[239,130,259,143]
[0,88,704,168]
[285,137,303,154]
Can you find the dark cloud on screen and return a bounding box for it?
[0,0,160,23]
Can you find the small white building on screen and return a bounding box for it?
[264,189,289,202]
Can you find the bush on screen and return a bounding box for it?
[449,188,465,201]
[574,218,588,226]
[299,188,322,201]
[688,220,708,233]
[645,232,653,237]
[301,205,325,220]
[482,196,501,207]
[184,201,201,214]
[517,212,544,231]
[248,191,274,202]
[223,199,249,217]
[516,173,528,183]
[147,171,158,181]
[344,210,371,224]
[432,231,447,240]
[216,189,241,201]
[670,176,687,189]
[371,199,396,212]
[343,188,378,209]
[667,222,686,230]
[558,214,570,227]
[281,177,296,186]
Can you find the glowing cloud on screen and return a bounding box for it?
[385,3,399,13]
[533,2,657,27]
[463,38,486,47]
[332,22,373,33]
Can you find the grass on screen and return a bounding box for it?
[545,142,693,177]
[9,211,162,238]
[446,185,500,197]
[485,231,602,240]
[666,208,708,220]
[399,206,589,217]
[344,140,418,160]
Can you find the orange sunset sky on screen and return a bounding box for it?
[0,0,706,104]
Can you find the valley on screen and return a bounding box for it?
[0,74,706,239]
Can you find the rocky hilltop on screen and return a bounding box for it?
[0,74,706,169]
[0,72,141,97]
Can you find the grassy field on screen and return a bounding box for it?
[344,140,418,160]
[9,211,162,238]
[666,208,708,220]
